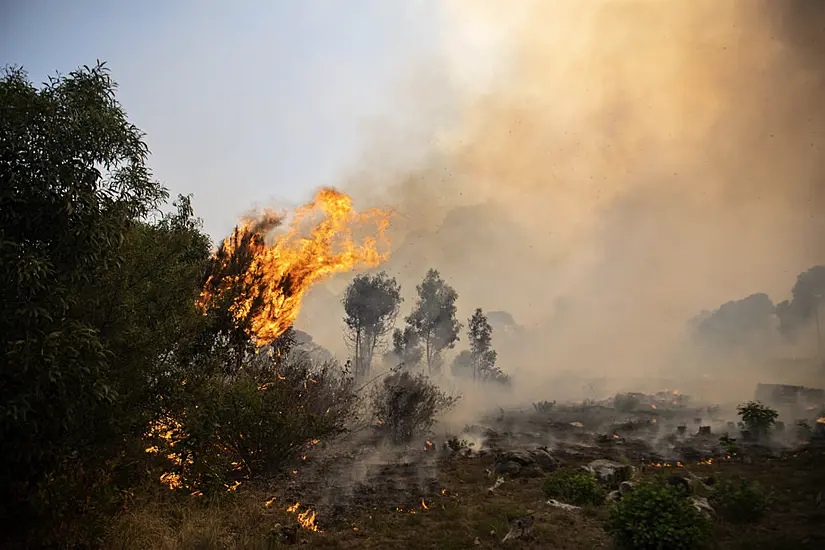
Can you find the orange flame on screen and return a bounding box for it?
[286,502,321,532]
[200,188,392,345]
[421,498,429,510]
[816,417,825,424]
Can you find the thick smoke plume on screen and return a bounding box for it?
[300,0,825,404]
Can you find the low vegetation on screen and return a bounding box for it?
[711,476,771,523]
[737,400,779,440]
[608,482,711,550]
[372,371,457,445]
[542,468,606,506]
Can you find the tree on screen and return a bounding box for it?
[390,326,424,368]
[777,265,825,350]
[691,293,776,351]
[468,308,498,382]
[405,269,461,375]
[0,62,188,538]
[342,272,402,380]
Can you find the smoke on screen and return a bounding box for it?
[299,0,825,404]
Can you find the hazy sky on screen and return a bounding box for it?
[2,0,443,240]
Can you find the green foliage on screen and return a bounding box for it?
[711,477,770,523]
[542,468,606,506]
[0,63,185,541]
[151,354,355,494]
[719,434,739,456]
[608,483,711,550]
[372,372,457,445]
[342,271,402,380]
[736,400,778,438]
[404,269,461,375]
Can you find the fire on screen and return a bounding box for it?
[651,404,657,409]
[286,502,321,532]
[421,498,429,510]
[199,188,392,345]
[816,417,825,424]
[424,440,434,451]
[264,496,277,508]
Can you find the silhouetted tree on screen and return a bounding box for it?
[468,308,498,381]
[691,293,776,351]
[405,269,461,375]
[342,271,402,380]
[776,266,825,346]
[391,326,424,368]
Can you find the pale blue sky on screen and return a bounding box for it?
[2,0,445,240]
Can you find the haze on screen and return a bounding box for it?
[6,0,824,403]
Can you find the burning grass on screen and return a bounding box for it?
[105,443,825,549]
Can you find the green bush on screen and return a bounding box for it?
[542,468,606,506]
[608,483,711,550]
[149,354,355,494]
[736,401,778,439]
[711,477,770,523]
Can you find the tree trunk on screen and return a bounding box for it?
[354,326,361,380]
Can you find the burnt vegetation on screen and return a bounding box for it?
[3,63,825,550]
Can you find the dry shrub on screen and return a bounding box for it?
[372,372,457,445]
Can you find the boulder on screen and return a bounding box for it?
[529,448,560,472]
[584,459,635,488]
[690,496,716,519]
[619,481,636,495]
[494,448,559,477]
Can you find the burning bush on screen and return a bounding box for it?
[372,372,457,445]
[608,483,711,550]
[711,477,771,523]
[736,400,778,440]
[542,468,606,506]
[149,354,355,493]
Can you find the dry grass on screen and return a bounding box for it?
[105,446,825,549]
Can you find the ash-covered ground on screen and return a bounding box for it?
[260,385,825,547]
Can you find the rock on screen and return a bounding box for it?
[499,450,534,465]
[495,448,559,477]
[585,459,635,488]
[501,514,535,542]
[690,496,716,519]
[529,449,560,472]
[495,460,521,476]
[520,463,545,478]
[546,499,581,511]
[619,481,636,495]
[487,477,505,495]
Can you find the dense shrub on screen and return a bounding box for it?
[736,401,778,439]
[372,372,457,444]
[711,477,770,523]
[147,354,355,494]
[543,468,606,506]
[608,483,711,550]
